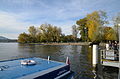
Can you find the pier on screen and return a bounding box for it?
[100,50,119,68]
[99,27,120,68]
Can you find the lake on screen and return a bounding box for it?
[0,43,118,79]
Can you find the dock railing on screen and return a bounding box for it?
[100,49,119,68]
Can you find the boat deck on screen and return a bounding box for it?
[0,57,66,79]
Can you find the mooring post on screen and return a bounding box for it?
[92,45,98,67]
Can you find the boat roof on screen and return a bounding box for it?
[0,57,65,79]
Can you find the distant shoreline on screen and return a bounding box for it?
[19,42,91,45]
[1,42,109,46]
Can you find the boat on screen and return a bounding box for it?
[0,57,74,79]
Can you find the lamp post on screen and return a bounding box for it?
[118,24,120,79]
[118,24,120,64]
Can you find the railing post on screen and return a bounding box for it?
[106,44,109,50]
[100,50,103,64]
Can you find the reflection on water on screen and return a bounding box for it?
[0,43,118,79]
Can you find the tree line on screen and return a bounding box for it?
[18,11,120,43]
[18,24,79,43]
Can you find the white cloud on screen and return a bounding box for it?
[0,11,31,39]
[0,0,119,39]
[0,33,19,39]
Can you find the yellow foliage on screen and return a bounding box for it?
[103,27,117,40]
[86,11,100,42]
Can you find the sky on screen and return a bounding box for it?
[0,0,120,39]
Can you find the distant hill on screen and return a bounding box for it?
[0,36,17,42]
[0,36,9,40]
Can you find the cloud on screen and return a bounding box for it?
[0,0,120,39]
[0,11,31,39]
[0,33,19,39]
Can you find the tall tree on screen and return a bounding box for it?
[76,17,88,41]
[113,12,120,41]
[28,26,37,37]
[39,24,62,42]
[99,10,108,26]
[28,26,37,42]
[76,11,108,42]
[98,11,108,42]
[86,11,100,42]
[72,25,78,42]
[86,11,108,42]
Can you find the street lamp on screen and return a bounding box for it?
[118,24,120,79]
[118,24,120,63]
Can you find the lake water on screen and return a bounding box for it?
[0,43,118,79]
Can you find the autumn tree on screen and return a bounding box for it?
[76,11,108,42]
[86,11,108,42]
[86,11,101,42]
[103,27,117,41]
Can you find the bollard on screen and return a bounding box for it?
[48,56,50,61]
[92,45,98,67]
[106,44,109,50]
[48,56,50,64]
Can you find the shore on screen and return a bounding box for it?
[19,42,111,46]
[25,42,91,45]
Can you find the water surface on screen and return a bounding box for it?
[0,43,118,79]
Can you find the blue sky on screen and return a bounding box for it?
[0,0,120,39]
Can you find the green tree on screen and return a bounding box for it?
[28,26,37,37]
[36,32,42,42]
[18,32,30,43]
[39,24,62,42]
[76,17,88,41]
[53,26,62,42]
[28,26,37,42]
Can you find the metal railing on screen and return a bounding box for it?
[100,49,119,64]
